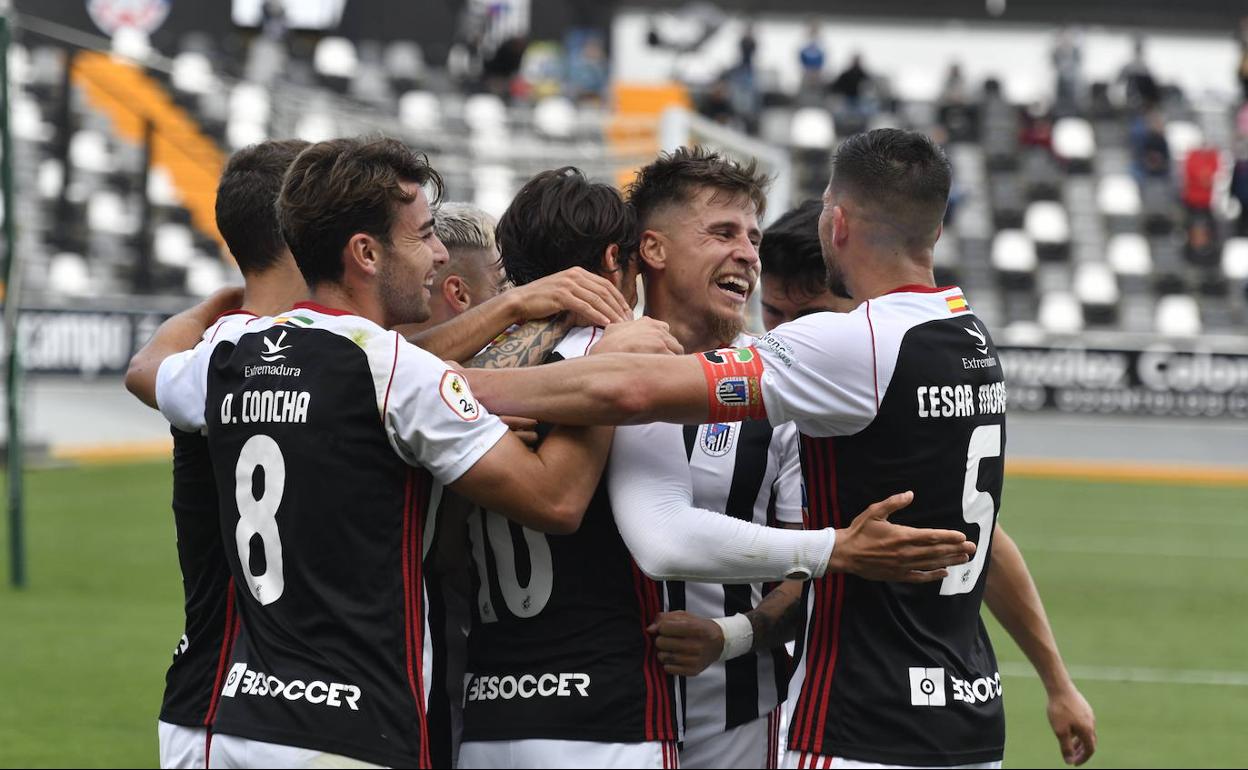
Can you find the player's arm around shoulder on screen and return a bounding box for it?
[124,287,244,409]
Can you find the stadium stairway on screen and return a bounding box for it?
[70,51,224,246]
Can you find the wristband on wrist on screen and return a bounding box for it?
[711,613,754,662]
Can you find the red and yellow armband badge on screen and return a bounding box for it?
[699,346,768,423]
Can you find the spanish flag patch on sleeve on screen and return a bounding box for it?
[946,295,970,314]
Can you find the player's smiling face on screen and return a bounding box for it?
[654,187,761,343]
[378,183,449,327]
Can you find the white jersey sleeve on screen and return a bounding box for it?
[607,420,835,583]
[755,308,890,437]
[379,334,509,486]
[771,422,805,526]
[155,312,257,434]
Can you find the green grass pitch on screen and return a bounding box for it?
[1,461,1246,767]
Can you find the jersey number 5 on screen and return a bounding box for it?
[940,424,1000,596]
[234,434,286,605]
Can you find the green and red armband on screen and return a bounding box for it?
[698,346,768,423]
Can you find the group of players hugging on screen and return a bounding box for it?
[125,128,1096,769]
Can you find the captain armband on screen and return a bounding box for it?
[698,346,768,423]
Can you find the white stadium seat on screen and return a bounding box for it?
[398,91,442,133]
[147,167,181,208]
[1164,121,1203,161]
[111,26,152,61]
[1074,262,1120,306]
[227,117,268,151]
[37,158,63,199]
[1052,117,1095,162]
[1155,294,1202,337]
[1222,238,1248,281]
[294,112,338,143]
[1038,291,1084,334]
[1106,233,1152,276]
[186,256,228,297]
[315,37,359,79]
[991,229,1037,273]
[464,93,507,133]
[534,97,577,139]
[87,190,135,236]
[154,223,195,268]
[1024,201,1070,246]
[69,130,114,174]
[1097,174,1141,218]
[230,83,271,125]
[473,165,516,219]
[789,107,835,150]
[49,252,91,296]
[172,51,215,95]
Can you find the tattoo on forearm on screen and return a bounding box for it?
[470,317,570,370]
[747,582,805,652]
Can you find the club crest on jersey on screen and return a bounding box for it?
[715,376,759,407]
[260,330,293,362]
[699,422,737,456]
[702,347,756,366]
[440,370,480,421]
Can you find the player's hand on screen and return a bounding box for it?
[592,318,683,356]
[509,267,632,327]
[1047,685,1097,765]
[197,285,245,323]
[827,491,976,581]
[500,415,540,446]
[648,611,723,677]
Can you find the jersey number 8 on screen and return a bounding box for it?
[234,434,286,606]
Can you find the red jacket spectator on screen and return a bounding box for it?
[1183,147,1220,210]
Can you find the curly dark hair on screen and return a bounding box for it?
[277,137,444,287]
[625,145,770,228]
[759,200,830,297]
[495,166,637,286]
[215,139,309,276]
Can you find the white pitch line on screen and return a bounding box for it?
[1000,662,1248,687]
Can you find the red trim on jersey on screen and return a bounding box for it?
[584,326,602,356]
[767,707,780,768]
[291,301,353,316]
[811,440,846,756]
[202,578,238,728]
[631,561,677,742]
[865,301,880,411]
[793,438,831,749]
[411,471,433,770]
[884,284,956,295]
[381,332,401,424]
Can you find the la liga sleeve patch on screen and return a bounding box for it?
[439,369,481,422]
[698,346,768,423]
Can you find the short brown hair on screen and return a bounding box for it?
[626,146,770,228]
[215,139,309,276]
[278,137,444,286]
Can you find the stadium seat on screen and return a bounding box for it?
[1097,174,1141,218]
[1164,120,1204,162]
[1223,238,1248,281]
[473,165,516,219]
[1020,150,1063,201]
[111,26,152,61]
[988,174,1027,229]
[892,68,942,103]
[1001,320,1046,346]
[68,130,114,174]
[1155,294,1202,336]
[154,223,195,268]
[294,112,338,143]
[185,256,227,297]
[86,190,135,236]
[991,229,1037,289]
[314,37,359,92]
[464,93,508,134]
[789,107,835,150]
[48,252,91,296]
[227,117,267,151]
[534,97,578,139]
[230,83,271,126]
[146,167,181,208]
[37,158,63,199]
[1023,201,1070,259]
[1038,290,1084,334]
[171,51,215,95]
[1107,233,1151,276]
[1074,262,1120,324]
[384,41,426,92]
[1139,177,1176,235]
[1052,117,1095,173]
[398,90,442,134]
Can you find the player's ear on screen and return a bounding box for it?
[444,275,471,312]
[832,206,849,247]
[345,233,382,277]
[602,243,622,274]
[637,229,666,272]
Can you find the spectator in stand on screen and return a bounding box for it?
[484,35,529,99]
[799,20,826,91]
[1183,145,1221,218]
[729,22,761,133]
[1130,109,1171,181]
[1184,215,1221,269]
[1239,17,1248,100]
[1052,26,1083,116]
[829,53,871,103]
[1231,143,1248,237]
[566,32,608,104]
[1119,35,1160,110]
[1019,102,1055,151]
[699,76,739,127]
[938,62,979,142]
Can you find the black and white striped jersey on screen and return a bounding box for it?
[462,326,679,745]
[155,303,509,768]
[609,333,804,747]
[754,286,1007,766]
